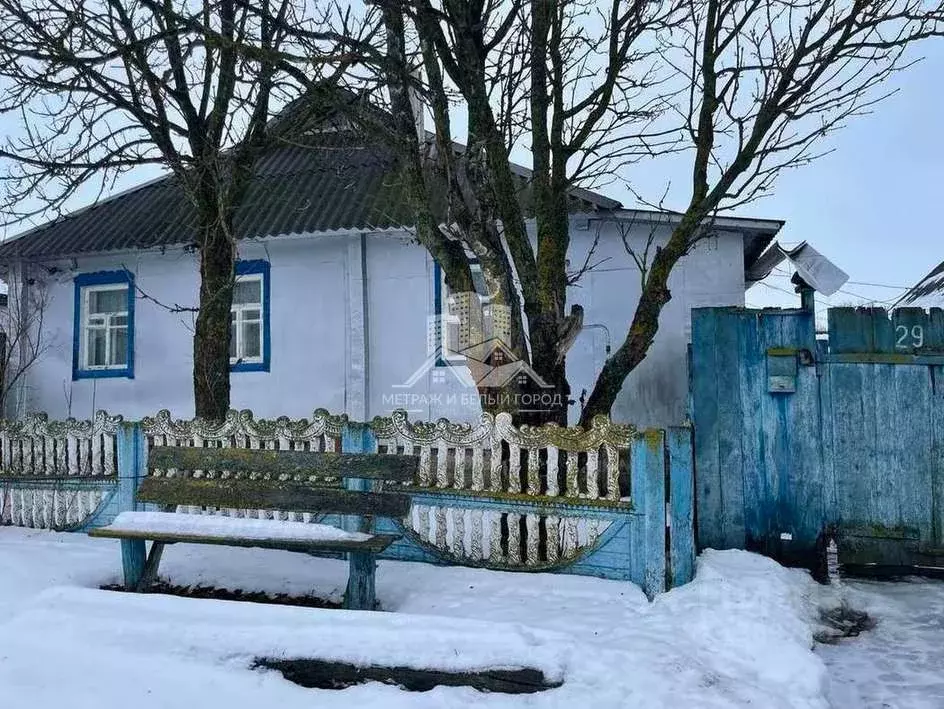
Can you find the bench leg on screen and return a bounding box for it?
[344,551,376,611]
[121,539,146,590]
[135,542,166,592]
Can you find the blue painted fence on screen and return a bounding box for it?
[0,413,696,598]
[692,305,944,569]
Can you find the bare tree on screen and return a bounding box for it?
[347,0,683,424]
[579,0,944,424]
[344,0,944,425]
[0,0,356,419]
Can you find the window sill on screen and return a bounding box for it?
[231,361,269,373]
[73,368,134,380]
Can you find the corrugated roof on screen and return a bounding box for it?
[0,134,621,261]
[896,261,944,308]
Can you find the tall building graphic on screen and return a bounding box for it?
[440,291,513,353]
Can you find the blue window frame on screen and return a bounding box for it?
[230,259,270,372]
[73,270,135,380]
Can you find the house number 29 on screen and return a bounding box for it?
[895,324,924,349]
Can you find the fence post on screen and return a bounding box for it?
[341,420,379,609]
[116,421,147,588]
[667,426,696,588]
[341,421,379,533]
[632,430,666,599]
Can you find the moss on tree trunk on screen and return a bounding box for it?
[193,215,236,421]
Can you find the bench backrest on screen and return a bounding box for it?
[137,447,417,518]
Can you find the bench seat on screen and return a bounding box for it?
[90,445,418,609]
[90,511,400,554]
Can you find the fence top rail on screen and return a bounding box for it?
[370,410,646,451]
[148,446,418,482]
[140,408,347,442]
[0,409,685,455]
[0,410,122,438]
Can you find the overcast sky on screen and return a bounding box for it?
[676,42,944,316]
[2,38,941,319]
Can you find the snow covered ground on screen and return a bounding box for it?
[0,527,832,708]
[817,577,944,709]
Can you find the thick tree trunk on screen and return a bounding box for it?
[578,216,701,427]
[193,215,236,421]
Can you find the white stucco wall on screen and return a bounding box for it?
[11,220,747,427]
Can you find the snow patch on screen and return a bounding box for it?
[103,510,371,543]
[0,528,830,708]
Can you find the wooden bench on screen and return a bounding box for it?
[89,446,417,610]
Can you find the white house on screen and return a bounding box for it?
[0,138,783,427]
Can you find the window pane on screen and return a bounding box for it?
[233,278,261,305]
[110,327,128,366]
[89,287,127,314]
[242,308,261,321]
[242,320,261,358]
[229,320,237,359]
[87,328,107,367]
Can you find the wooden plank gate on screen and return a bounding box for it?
[692,305,944,570]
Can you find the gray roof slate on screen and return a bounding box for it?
[0,136,621,261]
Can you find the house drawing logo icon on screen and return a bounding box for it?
[455,337,552,389]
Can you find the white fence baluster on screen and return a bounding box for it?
[545,516,561,562]
[527,447,541,496]
[525,514,540,565]
[435,444,448,488]
[78,437,89,475]
[507,444,521,493]
[586,519,602,548]
[450,508,464,557]
[23,437,33,475]
[561,517,578,557]
[1,432,10,472]
[506,513,521,565]
[470,509,483,560]
[489,512,504,563]
[453,448,467,490]
[435,506,448,549]
[546,447,559,497]
[489,440,503,492]
[418,446,432,486]
[605,443,620,500]
[586,448,599,499]
[471,447,484,491]
[566,451,579,497]
[102,432,115,476]
[91,434,102,477]
[44,436,55,476]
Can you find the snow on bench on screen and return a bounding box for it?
[102,511,372,544]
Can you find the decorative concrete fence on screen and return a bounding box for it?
[0,411,122,529]
[0,409,695,597]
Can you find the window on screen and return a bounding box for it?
[73,271,135,379]
[230,260,270,372]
